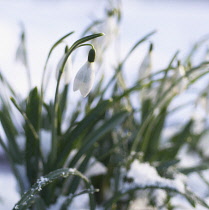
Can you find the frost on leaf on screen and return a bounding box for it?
[14,205,19,209]
[36,176,49,191]
[69,168,76,174]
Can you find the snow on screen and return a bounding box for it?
[85,157,107,177]
[68,168,76,174]
[14,205,19,209]
[126,160,186,193]
[198,130,209,158]
[37,176,49,191]
[64,149,107,177]
[187,173,209,198]
[151,189,167,207]
[40,129,51,161]
[171,194,209,210]
[177,144,202,168]
[15,164,30,192]
[16,135,25,151]
[126,159,209,209]
[48,194,89,210]
[0,171,20,210]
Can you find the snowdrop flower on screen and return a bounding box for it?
[15,31,27,66]
[139,43,153,101]
[56,55,72,85]
[138,43,153,80]
[172,61,188,94]
[56,46,72,85]
[73,48,96,97]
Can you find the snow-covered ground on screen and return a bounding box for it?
[1,0,209,209]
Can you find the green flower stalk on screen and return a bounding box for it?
[49,34,104,169]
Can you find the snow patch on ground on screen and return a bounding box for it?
[48,193,89,210]
[126,160,185,193]
[0,172,19,209]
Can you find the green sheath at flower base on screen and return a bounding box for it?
[149,42,153,53]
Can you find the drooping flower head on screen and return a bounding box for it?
[73,48,96,97]
[138,43,153,80]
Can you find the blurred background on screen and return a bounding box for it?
[1,0,209,90]
[1,0,209,209]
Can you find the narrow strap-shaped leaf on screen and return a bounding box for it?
[179,163,209,174]
[142,106,168,161]
[0,71,17,96]
[157,51,179,99]
[68,110,129,168]
[10,88,41,184]
[0,135,26,194]
[25,87,42,184]
[41,31,74,94]
[60,188,99,210]
[0,108,21,162]
[61,152,92,209]
[57,99,113,167]
[103,183,209,209]
[12,168,96,210]
[10,97,39,141]
[57,84,70,135]
[184,34,209,64]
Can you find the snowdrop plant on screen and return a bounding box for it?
[1,1,209,209]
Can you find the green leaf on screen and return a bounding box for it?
[159,120,193,161]
[179,163,209,174]
[12,168,95,210]
[142,106,168,161]
[64,151,92,201]
[68,110,129,168]
[57,84,69,135]
[0,107,21,162]
[103,183,209,210]
[57,99,113,167]
[24,87,41,184]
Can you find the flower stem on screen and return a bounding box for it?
[48,33,104,170]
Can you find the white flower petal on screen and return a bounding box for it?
[73,64,86,91]
[56,55,65,79]
[63,56,72,85]
[73,62,95,97]
[56,55,72,84]
[138,52,152,79]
